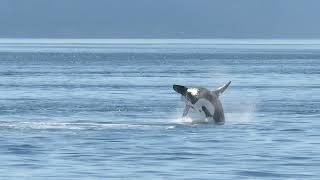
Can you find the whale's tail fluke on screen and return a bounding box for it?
[214,81,231,96]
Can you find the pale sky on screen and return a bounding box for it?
[1,0,320,38]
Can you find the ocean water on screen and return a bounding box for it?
[0,39,319,179]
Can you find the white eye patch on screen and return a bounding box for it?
[187,88,199,96]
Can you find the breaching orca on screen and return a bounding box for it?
[173,81,231,125]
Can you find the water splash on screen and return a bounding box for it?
[173,117,211,125]
[172,95,258,125]
[226,100,258,124]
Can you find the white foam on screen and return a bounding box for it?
[0,121,163,130]
[173,117,211,125]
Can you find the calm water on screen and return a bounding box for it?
[0,39,319,179]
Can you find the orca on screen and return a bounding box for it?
[173,81,231,124]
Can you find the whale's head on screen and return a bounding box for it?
[173,85,188,96]
[173,85,200,104]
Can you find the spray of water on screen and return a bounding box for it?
[226,100,258,124]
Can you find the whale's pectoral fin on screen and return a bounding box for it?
[182,105,191,117]
[214,81,231,96]
[201,106,212,118]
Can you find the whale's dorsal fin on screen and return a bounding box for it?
[213,81,231,96]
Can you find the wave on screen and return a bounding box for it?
[0,121,173,131]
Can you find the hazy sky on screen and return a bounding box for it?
[1,0,320,38]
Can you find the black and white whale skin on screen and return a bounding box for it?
[173,81,231,125]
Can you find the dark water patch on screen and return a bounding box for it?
[279,128,305,132]
[272,138,300,143]
[285,156,313,160]
[236,170,313,178]
[283,162,320,167]
[5,144,42,155]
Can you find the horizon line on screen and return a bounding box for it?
[1,38,320,45]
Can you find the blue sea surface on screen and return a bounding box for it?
[0,39,319,179]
